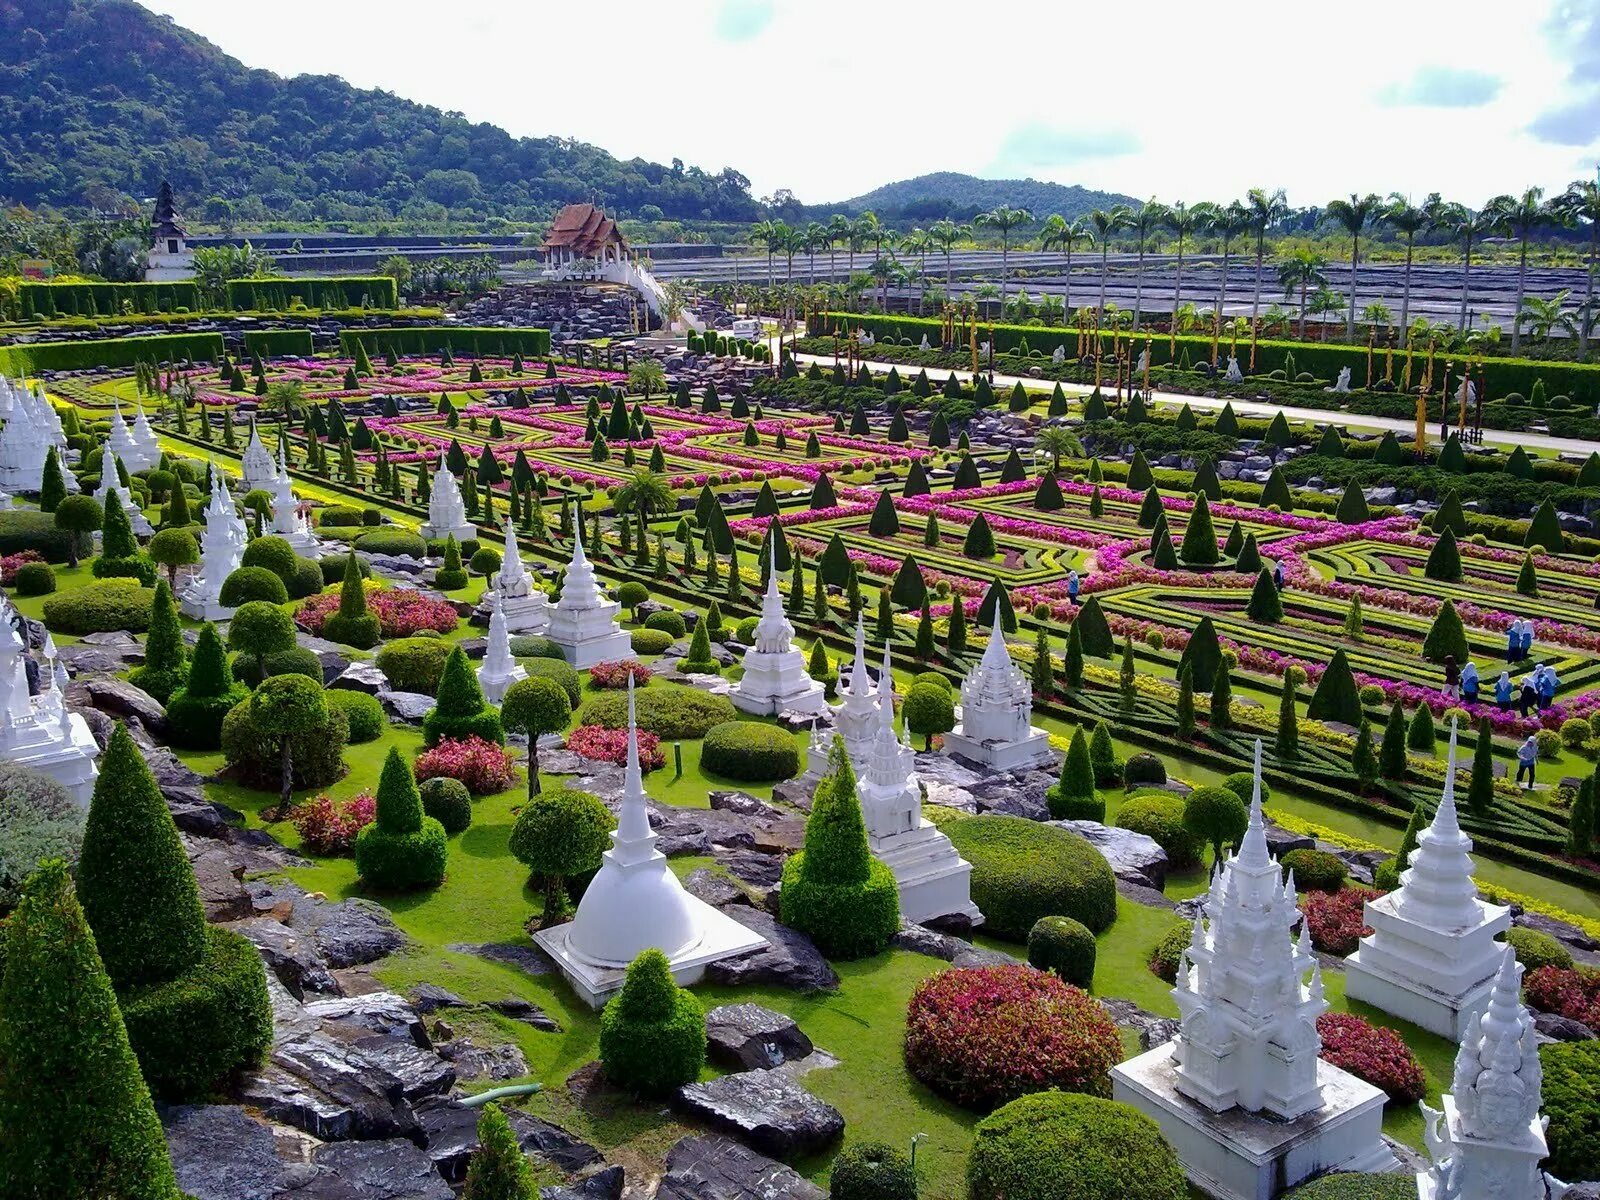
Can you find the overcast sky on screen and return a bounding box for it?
[147,0,1600,208]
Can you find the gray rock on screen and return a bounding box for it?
[304,992,428,1047]
[509,1109,606,1174]
[709,790,783,820]
[284,1138,453,1200]
[1100,997,1181,1052]
[704,906,838,992]
[685,867,748,908]
[674,1069,843,1159]
[71,677,168,736]
[953,944,1021,969]
[410,983,467,1013]
[230,917,338,998]
[297,634,351,685]
[413,1096,481,1184]
[485,996,563,1032]
[436,1037,530,1081]
[239,1029,420,1143]
[377,689,434,723]
[294,897,407,968]
[190,846,252,922]
[891,922,970,961]
[541,1166,625,1200]
[1263,823,1316,857]
[1054,820,1169,891]
[717,849,784,889]
[331,661,387,694]
[446,941,553,978]
[1515,909,1600,952]
[656,1134,825,1200]
[342,1033,455,1102]
[1534,1011,1596,1042]
[705,1003,814,1071]
[163,1104,287,1200]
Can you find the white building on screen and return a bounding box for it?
[0,619,100,807]
[419,449,475,543]
[729,542,825,717]
[545,510,631,668]
[180,463,248,621]
[941,625,1054,771]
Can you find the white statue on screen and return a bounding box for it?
[1327,366,1353,394]
[0,618,100,807]
[1135,349,1149,373]
[1052,344,1066,365]
[487,518,549,634]
[240,421,278,490]
[181,462,249,620]
[942,625,1053,771]
[919,334,932,351]
[1224,356,1244,383]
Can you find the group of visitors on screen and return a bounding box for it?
[1505,617,1535,662]
[1444,656,1557,715]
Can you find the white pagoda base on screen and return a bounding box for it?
[420,518,476,543]
[491,593,551,635]
[729,650,827,717]
[871,821,982,926]
[178,594,237,623]
[534,904,769,1009]
[476,657,527,705]
[941,716,1054,773]
[1113,1047,1396,1200]
[546,613,632,669]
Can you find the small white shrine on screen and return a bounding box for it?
[240,421,278,490]
[802,619,887,782]
[1113,742,1395,1200]
[534,678,768,1006]
[96,447,153,537]
[729,542,825,717]
[268,446,321,554]
[1345,722,1511,1039]
[0,389,45,493]
[941,625,1053,771]
[488,518,549,634]
[545,511,631,668]
[106,404,144,471]
[419,449,475,543]
[1418,945,1568,1200]
[31,384,69,455]
[127,405,161,472]
[476,591,528,704]
[0,618,100,807]
[180,463,248,621]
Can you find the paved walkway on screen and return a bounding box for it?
[790,351,1598,460]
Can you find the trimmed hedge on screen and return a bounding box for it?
[1543,1039,1600,1182]
[524,657,581,706]
[219,565,289,607]
[375,637,456,694]
[353,529,428,559]
[18,280,201,318]
[1282,1175,1418,1200]
[1282,848,1349,892]
[326,689,385,743]
[220,697,348,791]
[0,509,83,562]
[230,646,323,688]
[242,329,315,358]
[509,634,567,660]
[339,326,551,359]
[419,777,473,836]
[945,814,1117,939]
[0,332,224,375]
[42,580,153,634]
[227,277,398,311]
[1505,926,1574,972]
[578,684,738,740]
[1028,915,1097,987]
[700,721,800,782]
[354,749,448,890]
[1115,790,1200,871]
[828,1142,917,1200]
[630,627,674,655]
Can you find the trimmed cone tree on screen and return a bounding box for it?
[598,948,706,1096]
[1306,649,1362,726]
[1247,566,1283,623]
[424,646,506,746]
[1179,493,1220,565]
[1421,599,1469,664]
[324,550,381,647]
[1424,527,1462,582]
[1047,726,1101,820]
[356,747,449,889]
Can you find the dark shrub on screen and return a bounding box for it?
[945,814,1117,939]
[0,763,82,911]
[597,949,706,1096]
[579,683,737,740]
[1506,926,1574,972]
[326,689,385,743]
[0,508,80,561]
[700,721,799,782]
[829,1141,917,1200]
[220,698,348,791]
[1027,915,1097,987]
[630,628,674,655]
[219,565,289,607]
[353,529,428,559]
[1148,921,1193,982]
[230,645,323,687]
[375,636,455,693]
[524,656,581,706]
[419,776,473,835]
[1123,751,1167,787]
[509,634,567,660]
[644,609,687,638]
[13,561,56,595]
[1544,1039,1600,1182]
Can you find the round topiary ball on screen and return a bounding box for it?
[375,637,455,694]
[630,628,674,655]
[1115,791,1201,871]
[1148,921,1193,982]
[231,645,324,688]
[966,1091,1187,1200]
[1281,848,1349,893]
[288,557,325,600]
[1027,915,1097,988]
[829,1141,917,1200]
[326,689,384,743]
[419,776,473,835]
[13,561,56,596]
[509,634,567,660]
[1506,926,1574,973]
[644,609,687,638]
[469,547,502,577]
[700,721,800,783]
[945,814,1117,939]
[1221,771,1269,805]
[1123,752,1167,787]
[240,535,298,581]
[219,565,289,607]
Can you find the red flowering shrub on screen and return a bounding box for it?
[1299,887,1377,956]
[1526,965,1600,1028]
[0,550,43,584]
[903,964,1120,1112]
[588,659,652,689]
[565,724,665,771]
[291,791,376,855]
[414,736,518,795]
[1316,1012,1426,1103]
[299,586,458,637]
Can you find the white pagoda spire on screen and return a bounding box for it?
[128,403,160,470]
[96,445,152,535]
[485,516,549,633]
[0,612,99,806]
[180,461,249,619]
[476,590,528,704]
[1395,722,1484,930]
[545,500,629,667]
[943,621,1053,770]
[0,388,45,493]
[107,403,140,467]
[419,447,474,542]
[240,419,278,489]
[730,534,825,717]
[496,515,533,597]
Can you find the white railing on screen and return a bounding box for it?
[543,257,704,333]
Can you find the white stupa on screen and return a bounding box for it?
[941,625,1054,770]
[180,462,249,620]
[1418,946,1568,1200]
[545,508,631,668]
[240,420,278,490]
[96,446,153,536]
[32,384,69,455]
[107,404,144,471]
[0,387,46,493]
[489,518,549,634]
[476,590,528,704]
[1345,722,1512,1038]
[268,446,320,554]
[729,540,825,717]
[127,404,161,471]
[1113,742,1395,1200]
[0,617,100,807]
[802,618,885,782]
[534,677,769,1006]
[419,449,475,543]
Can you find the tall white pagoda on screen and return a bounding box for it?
[240,421,278,490]
[107,404,144,471]
[729,541,825,717]
[32,384,69,456]
[419,449,474,543]
[802,618,888,782]
[1418,946,1568,1200]
[545,509,631,668]
[0,618,100,807]
[0,391,43,493]
[1113,742,1395,1200]
[941,625,1054,771]
[96,446,153,536]
[489,518,549,634]
[127,404,161,471]
[180,463,248,620]
[476,590,528,704]
[1345,722,1511,1038]
[534,677,768,1006]
[267,446,320,554]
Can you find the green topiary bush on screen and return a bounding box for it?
[644,609,688,638]
[524,656,581,706]
[230,645,323,688]
[1281,848,1349,892]
[700,721,800,782]
[1183,785,1249,862]
[1116,791,1201,871]
[598,948,706,1096]
[0,762,82,912]
[42,579,153,634]
[220,695,348,791]
[1148,921,1193,982]
[828,1141,917,1200]
[219,565,289,607]
[129,579,188,704]
[1543,1039,1600,1181]
[1027,915,1097,987]
[240,534,297,581]
[510,634,567,660]
[354,748,449,889]
[423,646,505,746]
[321,552,381,648]
[419,776,473,836]
[354,529,428,558]
[630,627,674,655]
[165,623,249,749]
[508,785,613,920]
[579,683,737,740]
[945,813,1118,939]
[1046,727,1102,820]
[1505,926,1574,973]
[326,688,385,743]
[375,636,456,694]
[12,560,55,595]
[1123,751,1167,787]
[966,1091,1187,1200]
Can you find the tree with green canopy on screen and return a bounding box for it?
[1179,493,1220,565]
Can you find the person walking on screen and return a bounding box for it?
[1516,733,1539,790]
[1506,618,1520,664]
[1518,672,1538,718]
[1461,661,1480,705]
[1494,670,1513,710]
[1537,663,1559,711]
[1519,618,1535,662]
[1273,561,1286,591]
[1442,654,1460,700]
[1067,569,1080,605]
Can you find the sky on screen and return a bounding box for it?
[146,0,1600,209]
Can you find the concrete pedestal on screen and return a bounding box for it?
[940,723,1054,772]
[871,821,983,926]
[546,618,632,669]
[178,595,237,623]
[730,649,827,717]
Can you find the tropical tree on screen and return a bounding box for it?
[1561,178,1600,357]
[1245,187,1290,341]
[1377,195,1430,345]
[1163,201,1204,337]
[802,221,827,284]
[1128,199,1170,331]
[1277,249,1329,339]
[1089,205,1134,310]
[826,212,851,280]
[1518,290,1578,343]
[928,217,968,294]
[1040,214,1092,313]
[1489,187,1559,353]
[847,212,878,279]
[1036,426,1082,470]
[1435,201,1499,333]
[1204,200,1252,351]
[1322,193,1382,339]
[973,205,1032,312]
[749,219,782,285]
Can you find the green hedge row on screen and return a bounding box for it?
[338,326,551,359]
[0,333,224,374]
[818,311,1600,405]
[226,277,398,311]
[19,282,202,318]
[242,329,315,358]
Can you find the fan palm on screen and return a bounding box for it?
[1129,199,1170,331]
[1036,426,1083,470]
[1560,179,1600,356]
[974,205,1033,312]
[1434,202,1498,334]
[1245,188,1289,353]
[826,213,851,281]
[1089,205,1135,310]
[1489,188,1561,353]
[1204,201,1252,350]
[1322,193,1382,340]
[1382,195,1432,346]
[848,212,878,279]
[1518,290,1577,343]
[803,221,827,285]
[1277,250,1329,339]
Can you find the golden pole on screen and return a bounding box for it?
[1415,390,1427,458]
[1365,328,1374,389]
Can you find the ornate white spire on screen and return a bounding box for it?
[420,446,473,541]
[475,590,527,703]
[1395,721,1487,931]
[729,530,825,718]
[241,419,278,488]
[496,517,533,597]
[545,498,630,667]
[944,621,1051,768]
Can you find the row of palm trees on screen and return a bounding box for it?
[758,181,1600,356]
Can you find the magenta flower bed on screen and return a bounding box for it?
[0,550,43,584]
[299,587,458,637]
[291,791,375,855]
[1299,887,1379,956]
[587,660,653,689]
[565,723,665,771]
[414,736,518,795]
[1316,1012,1426,1102]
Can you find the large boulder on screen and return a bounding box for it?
[377,689,435,724]
[303,992,429,1047]
[189,845,253,922]
[674,1069,843,1159]
[162,1104,288,1200]
[704,1004,814,1071]
[704,906,838,992]
[286,1138,453,1200]
[1054,820,1170,891]
[331,661,388,694]
[292,896,408,968]
[68,677,169,737]
[656,1134,825,1200]
[230,917,338,998]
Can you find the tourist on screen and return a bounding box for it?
[1442,654,1460,700]
[1518,672,1538,718]
[1461,661,1479,705]
[1273,561,1286,591]
[1067,569,1079,604]
[1494,671,1513,710]
[1516,733,1539,790]
[1519,618,1535,662]
[1537,663,1558,711]
[1505,618,1520,664]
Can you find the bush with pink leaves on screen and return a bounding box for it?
[299,586,458,637]
[1316,1012,1426,1103]
[588,659,652,689]
[291,791,376,855]
[566,723,665,771]
[414,736,518,795]
[0,550,43,584]
[1299,887,1378,956]
[1526,965,1600,1028]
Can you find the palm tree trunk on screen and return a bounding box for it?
[766,251,774,287]
[1513,238,1528,353]
[1398,238,1414,348]
[1583,224,1597,358]
[1099,246,1110,310]
[946,249,953,293]
[1000,236,1010,313]
[1299,281,1309,339]
[1134,243,1145,331]
[1063,246,1072,312]
[1347,236,1359,341]
[1459,236,1473,333]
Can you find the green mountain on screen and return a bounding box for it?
[0,0,760,224]
[822,172,1137,223]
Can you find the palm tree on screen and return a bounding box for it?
[826,213,849,282]
[1381,195,1431,346]
[929,217,968,293]
[848,212,878,280]
[974,205,1033,313]
[1048,216,1093,313]
[1322,193,1382,340]
[264,380,304,431]
[1308,286,1346,340]
[1489,188,1560,354]
[1205,201,1252,349]
[1278,250,1329,339]
[1244,188,1289,351]
[749,219,780,286]
[1560,179,1600,357]
[1128,199,1170,332]
[1089,205,1134,310]
[803,221,827,285]
[903,227,934,313]
[1163,201,1203,338]
[1518,290,1577,343]
[627,359,666,400]
[1035,426,1082,470]
[1435,202,1498,334]
[614,467,674,549]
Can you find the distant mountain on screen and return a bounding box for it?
[0,0,760,224]
[816,172,1137,224]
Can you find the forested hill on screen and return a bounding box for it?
[826,172,1137,222]
[0,0,761,224]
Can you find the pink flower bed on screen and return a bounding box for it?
[588,659,653,689]
[298,588,458,637]
[414,736,518,795]
[0,550,43,584]
[1525,965,1600,1028]
[565,723,665,771]
[291,792,376,855]
[1316,1012,1426,1102]
[1299,887,1380,956]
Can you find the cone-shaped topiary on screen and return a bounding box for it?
[1315,426,1345,457]
[462,1102,537,1200]
[164,623,249,749]
[902,460,930,498]
[1260,467,1293,510]
[780,738,900,959]
[356,747,449,888]
[1466,717,1495,814]
[1247,566,1283,622]
[1234,532,1262,575]
[324,551,381,647]
[129,578,188,703]
[1126,450,1153,491]
[1063,620,1084,689]
[597,948,706,1095]
[1136,486,1164,528]
[1421,599,1469,663]
[1075,594,1112,657]
[1034,471,1064,510]
[1264,410,1292,447]
[1210,662,1233,730]
[946,592,967,653]
[1352,717,1378,787]
[0,860,185,1200]
[39,444,65,512]
[1192,456,1221,500]
[1407,702,1436,753]
[1176,615,1222,692]
[1047,727,1102,820]
[977,577,1016,632]
[1000,447,1026,482]
[1276,671,1299,758]
[1526,498,1565,552]
[952,455,982,490]
[869,489,900,537]
[94,486,154,585]
[1335,482,1370,524]
[424,646,505,746]
[1374,799,1429,891]
[1424,527,1462,582]
[963,512,996,557]
[1380,701,1409,780]
[1434,489,1467,535]
[1179,493,1220,565]
[1176,662,1197,738]
[436,533,468,590]
[1150,525,1179,569]
[1568,771,1594,858]
[891,555,927,609]
[1307,648,1362,725]
[679,618,720,674]
[1516,552,1539,597]
[1437,431,1466,472]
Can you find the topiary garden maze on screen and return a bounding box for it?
[6,333,1600,1200]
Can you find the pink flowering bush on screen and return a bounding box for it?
[1300,887,1378,956]
[903,964,1120,1112]
[414,736,518,795]
[299,586,458,637]
[1316,1013,1426,1103]
[291,791,376,855]
[566,723,665,771]
[588,659,653,689]
[0,550,43,584]
[1526,965,1600,1028]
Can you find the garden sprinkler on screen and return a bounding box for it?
[910,1132,927,1171]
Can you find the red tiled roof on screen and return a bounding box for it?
[541,203,627,257]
